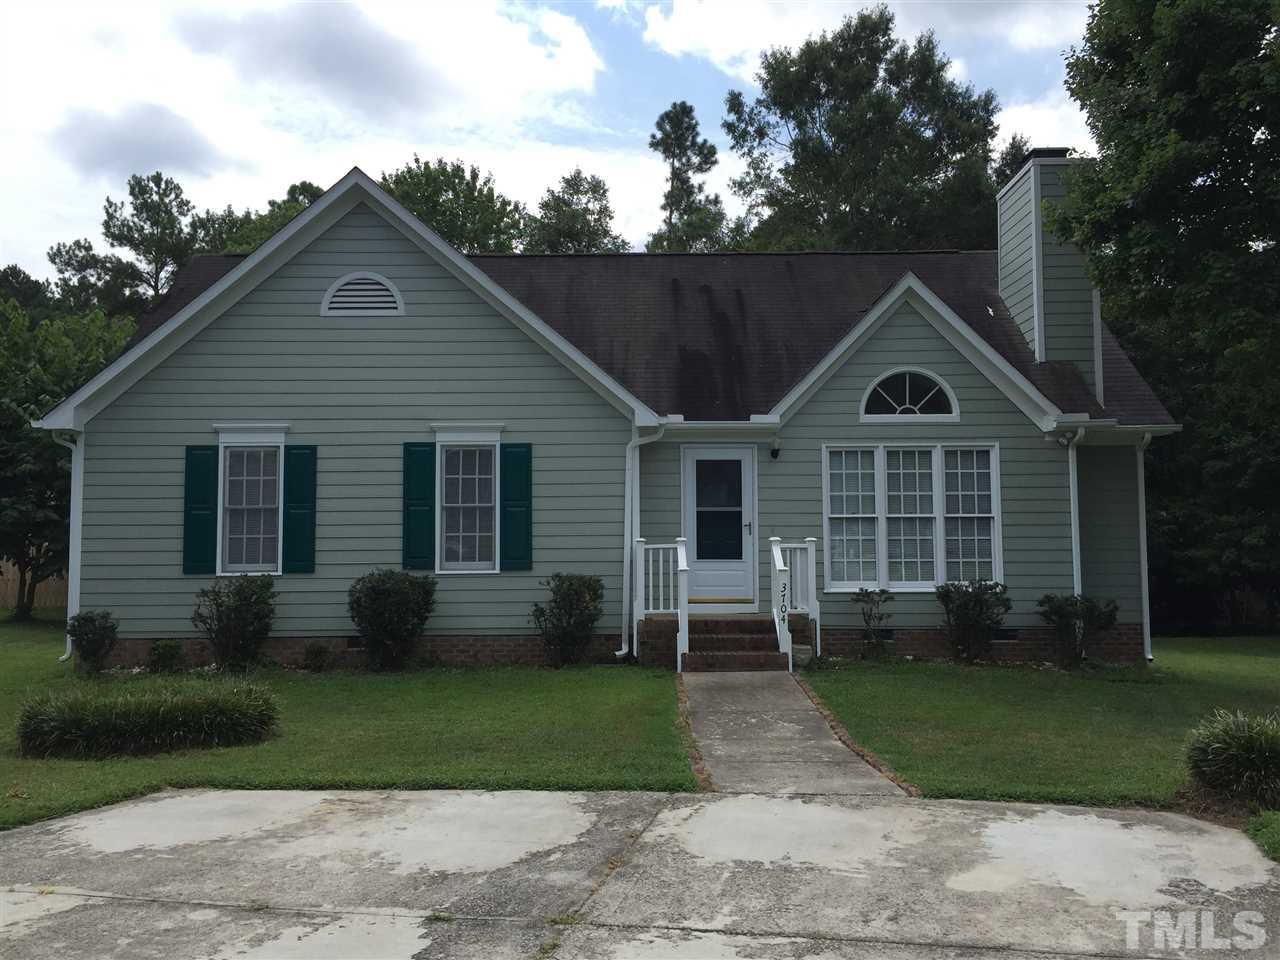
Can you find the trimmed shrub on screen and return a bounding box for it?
[17,681,278,758]
[1186,709,1280,809]
[936,580,1012,662]
[1037,593,1119,668]
[68,610,119,674]
[302,641,334,672]
[146,638,187,674]
[852,588,893,659]
[347,569,437,671]
[191,575,277,671]
[532,573,605,667]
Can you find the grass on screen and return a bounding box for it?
[0,613,696,829]
[1247,811,1280,861]
[806,636,1280,809]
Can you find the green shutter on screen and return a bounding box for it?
[183,446,218,575]
[500,443,533,571]
[282,446,317,573]
[403,442,435,569]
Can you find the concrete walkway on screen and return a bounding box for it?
[3,789,1278,958]
[684,672,902,795]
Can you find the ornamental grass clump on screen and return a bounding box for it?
[17,680,278,758]
[1186,709,1280,809]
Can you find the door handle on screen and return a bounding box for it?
[744,521,752,535]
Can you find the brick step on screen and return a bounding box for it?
[687,634,780,653]
[688,617,777,636]
[682,650,790,672]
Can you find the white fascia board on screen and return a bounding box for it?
[33,168,660,431]
[767,272,1063,431]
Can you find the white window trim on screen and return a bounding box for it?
[434,427,502,576]
[821,441,1004,593]
[859,367,961,424]
[320,271,405,316]
[214,423,289,577]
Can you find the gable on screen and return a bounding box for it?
[35,170,657,431]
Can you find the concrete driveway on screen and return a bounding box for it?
[2,789,1278,959]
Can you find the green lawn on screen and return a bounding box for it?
[0,614,696,830]
[806,636,1280,808]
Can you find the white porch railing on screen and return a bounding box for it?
[771,537,822,660]
[633,538,690,671]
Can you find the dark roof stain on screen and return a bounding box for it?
[128,250,1171,427]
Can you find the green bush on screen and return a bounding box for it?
[532,573,605,667]
[1037,593,1119,668]
[852,588,893,659]
[68,610,119,674]
[347,569,437,671]
[936,580,1012,662]
[191,575,277,671]
[146,638,186,674]
[302,641,334,672]
[1186,709,1280,808]
[17,681,278,758]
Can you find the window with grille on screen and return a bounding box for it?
[824,444,1000,590]
[223,446,280,572]
[441,445,496,571]
[862,369,957,420]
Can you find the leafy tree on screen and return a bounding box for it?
[0,301,133,620]
[102,172,202,299]
[1047,0,1280,628]
[0,266,55,324]
[380,156,527,253]
[197,181,325,254]
[722,6,1001,251]
[46,239,149,320]
[524,169,629,254]
[991,134,1032,191]
[646,101,727,252]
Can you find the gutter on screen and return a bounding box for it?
[49,431,82,663]
[617,422,666,658]
[1137,432,1154,662]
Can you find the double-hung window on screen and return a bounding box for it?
[440,444,497,572]
[219,438,285,575]
[823,444,1001,590]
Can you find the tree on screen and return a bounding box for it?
[46,239,149,320]
[647,101,727,252]
[0,266,55,324]
[0,301,133,620]
[722,6,1001,251]
[380,157,527,253]
[524,169,629,254]
[102,172,202,300]
[1047,0,1280,628]
[991,134,1031,190]
[196,181,325,254]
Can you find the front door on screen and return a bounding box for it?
[681,446,757,610]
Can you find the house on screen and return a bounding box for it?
[34,148,1177,670]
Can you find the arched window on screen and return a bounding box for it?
[321,272,404,316]
[861,369,958,421]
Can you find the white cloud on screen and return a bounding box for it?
[639,0,1089,82]
[996,82,1094,154]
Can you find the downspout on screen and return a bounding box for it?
[1137,432,1154,662]
[616,422,666,657]
[50,431,83,663]
[1066,427,1085,595]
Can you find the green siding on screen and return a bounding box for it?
[82,204,630,638]
[997,165,1038,353]
[642,301,1076,629]
[1038,164,1096,391]
[1078,446,1143,622]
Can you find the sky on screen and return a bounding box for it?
[1,0,1095,280]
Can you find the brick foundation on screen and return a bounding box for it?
[818,622,1145,665]
[106,633,625,670]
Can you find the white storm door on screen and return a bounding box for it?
[681,447,757,607]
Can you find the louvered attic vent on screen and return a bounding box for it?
[321,272,404,315]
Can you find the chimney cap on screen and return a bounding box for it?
[1027,147,1072,160]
